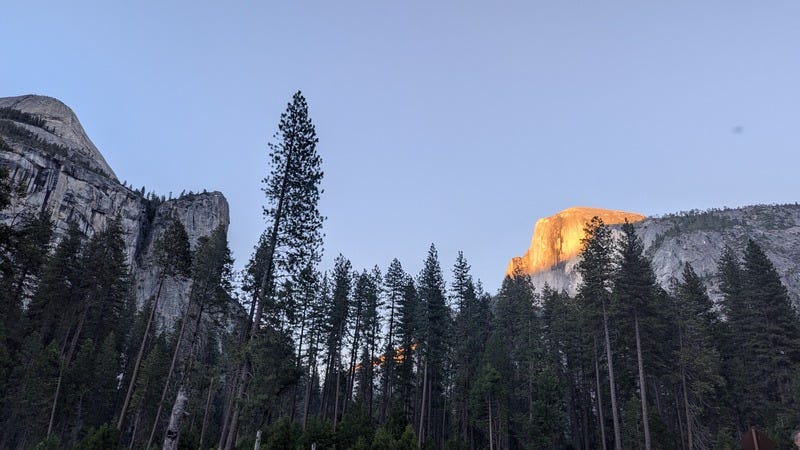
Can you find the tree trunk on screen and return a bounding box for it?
[594,338,608,450]
[680,331,693,450]
[163,385,188,450]
[221,134,296,449]
[418,359,428,449]
[199,377,214,450]
[634,314,651,450]
[488,394,493,450]
[47,309,86,437]
[383,294,396,421]
[344,307,362,416]
[333,358,342,431]
[224,405,240,450]
[118,276,165,430]
[128,407,142,449]
[302,365,315,430]
[47,336,70,437]
[253,430,262,450]
[147,297,191,450]
[601,303,622,450]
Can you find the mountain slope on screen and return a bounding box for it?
[511,205,800,304]
[0,94,229,327]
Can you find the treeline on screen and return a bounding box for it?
[2,90,800,450]
[0,163,235,450]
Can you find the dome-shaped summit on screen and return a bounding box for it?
[0,94,116,179]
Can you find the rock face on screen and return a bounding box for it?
[0,94,229,328]
[513,205,800,305]
[0,95,116,179]
[507,207,646,276]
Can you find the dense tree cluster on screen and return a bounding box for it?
[2,93,800,449]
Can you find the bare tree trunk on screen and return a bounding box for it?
[601,303,622,450]
[634,314,651,450]
[217,371,238,450]
[163,385,188,450]
[224,405,240,450]
[290,302,309,423]
[200,377,214,450]
[253,430,262,450]
[594,339,608,450]
[383,293,396,421]
[47,336,70,437]
[333,359,342,431]
[221,138,295,449]
[302,365,314,430]
[147,299,190,450]
[680,331,693,450]
[675,388,686,450]
[119,276,165,430]
[128,407,142,449]
[488,394,493,450]
[47,310,86,437]
[418,359,428,449]
[344,308,362,417]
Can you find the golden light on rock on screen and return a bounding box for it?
[506,207,646,277]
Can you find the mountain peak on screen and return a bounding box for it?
[0,94,116,179]
[507,206,646,277]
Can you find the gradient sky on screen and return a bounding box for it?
[2,2,800,291]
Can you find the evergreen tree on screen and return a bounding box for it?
[25,223,85,347]
[221,91,324,450]
[321,255,352,426]
[613,221,658,450]
[741,240,800,429]
[118,218,191,431]
[355,267,382,418]
[45,218,133,445]
[415,244,450,448]
[577,216,622,450]
[450,252,490,447]
[161,225,232,450]
[541,286,594,449]
[395,274,418,424]
[672,263,722,449]
[381,258,406,420]
[716,245,752,430]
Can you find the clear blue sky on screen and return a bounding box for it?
[3,1,800,291]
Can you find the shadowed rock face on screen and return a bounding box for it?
[507,206,646,276]
[0,94,229,329]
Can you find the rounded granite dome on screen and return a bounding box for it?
[0,94,117,180]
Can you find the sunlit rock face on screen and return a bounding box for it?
[510,204,800,307]
[0,94,229,329]
[507,207,646,277]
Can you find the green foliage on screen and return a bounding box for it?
[31,434,61,450]
[0,120,73,161]
[710,427,738,450]
[335,406,374,449]
[264,417,301,450]
[263,90,324,277]
[154,218,192,278]
[0,106,49,128]
[176,427,200,450]
[299,418,336,449]
[73,423,121,450]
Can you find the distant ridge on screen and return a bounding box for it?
[510,204,800,305]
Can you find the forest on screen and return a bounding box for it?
[1,92,800,450]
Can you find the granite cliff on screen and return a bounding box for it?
[0,94,229,327]
[511,205,800,305]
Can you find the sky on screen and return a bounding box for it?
[2,1,800,292]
